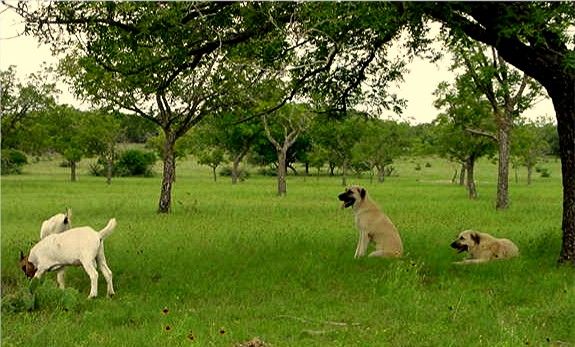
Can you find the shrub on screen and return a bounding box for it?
[115,149,156,177]
[538,167,551,178]
[219,166,250,180]
[89,150,156,177]
[1,149,28,175]
[257,167,277,176]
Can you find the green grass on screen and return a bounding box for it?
[2,156,573,346]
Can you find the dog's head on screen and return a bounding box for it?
[450,230,481,253]
[19,251,37,278]
[338,186,367,209]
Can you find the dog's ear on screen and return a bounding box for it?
[471,232,481,245]
[360,188,366,200]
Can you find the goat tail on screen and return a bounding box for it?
[98,218,117,240]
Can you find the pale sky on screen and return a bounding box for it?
[0,4,555,124]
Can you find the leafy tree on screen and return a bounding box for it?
[433,77,496,199]
[15,2,296,212]
[0,65,58,151]
[309,112,366,186]
[512,120,551,185]
[44,106,117,181]
[195,147,226,182]
[262,103,314,196]
[447,40,544,209]
[191,111,263,185]
[351,119,410,183]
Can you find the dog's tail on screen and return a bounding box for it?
[98,218,117,240]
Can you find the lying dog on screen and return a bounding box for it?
[450,230,519,264]
[338,186,403,258]
[40,208,72,239]
[21,218,117,298]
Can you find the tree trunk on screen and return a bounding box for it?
[459,162,466,186]
[550,83,575,265]
[377,165,385,183]
[212,166,217,182]
[158,134,176,213]
[527,164,533,185]
[277,149,287,196]
[70,160,77,182]
[496,114,511,209]
[466,156,477,199]
[341,158,348,187]
[106,157,113,185]
[451,167,458,184]
[329,163,335,176]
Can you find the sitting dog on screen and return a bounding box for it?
[338,186,403,258]
[40,208,72,239]
[21,218,117,298]
[450,230,519,264]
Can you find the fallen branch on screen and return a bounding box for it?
[276,314,360,327]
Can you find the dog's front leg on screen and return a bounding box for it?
[354,229,369,258]
[454,258,489,265]
[56,269,66,289]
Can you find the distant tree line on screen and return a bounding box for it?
[1,64,559,195]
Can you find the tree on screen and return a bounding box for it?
[44,106,118,181]
[448,40,544,209]
[262,103,313,196]
[433,77,496,199]
[195,147,226,183]
[352,119,410,183]
[193,110,263,185]
[0,65,58,151]
[512,120,551,185]
[416,2,575,264]
[15,2,296,213]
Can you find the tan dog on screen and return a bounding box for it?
[450,230,519,264]
[338,186,403,258]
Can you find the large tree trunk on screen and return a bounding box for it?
[277,149,287,196]
[496,115,511,209]
[158,134,176,213]
[550,83,575,264]
[466,156,477,199]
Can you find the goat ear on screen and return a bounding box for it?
[360,188,366,200]
[65,208,72,219]
[471,232,481,245]
[19,250,25,261]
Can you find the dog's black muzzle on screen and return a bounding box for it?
[338,192,356,208]
[450,241,468,253]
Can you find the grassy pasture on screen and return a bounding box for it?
[1,156,573,347]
